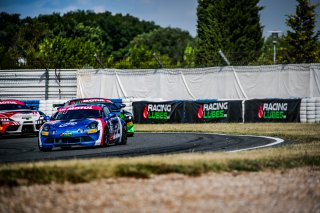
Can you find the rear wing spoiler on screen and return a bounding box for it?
[53,103,64,108]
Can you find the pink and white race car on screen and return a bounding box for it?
[0,100,44,136]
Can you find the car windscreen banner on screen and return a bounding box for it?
[184,100,243,123]
[133,101,184,123]
[244,99,301,122]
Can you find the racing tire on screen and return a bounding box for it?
[103,129,110,147]
[119,125,127,145]
[127,132,134,137]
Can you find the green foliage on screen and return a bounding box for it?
[2,2,319,69]
[38,35,100,69]
[0,12,21,69]
[128,27,193,65]
[183,43,197,67]
[110,45,172,69]
[256,35,290,65]
[284,0,320,63]
[9,19,50,68]
[196,0,264,66]
[0,10,160,69]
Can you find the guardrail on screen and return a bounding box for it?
[0,69,77,100]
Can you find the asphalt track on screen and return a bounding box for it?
[0,133,287,164]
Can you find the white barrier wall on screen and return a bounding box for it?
[300,97,320,123]
[317,99,320,123]
[0,69,77,100]
[77,64,320,100]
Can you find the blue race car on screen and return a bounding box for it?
[38,104,127,151]
[63,98,135,137]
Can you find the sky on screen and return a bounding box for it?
[0,0,319,38]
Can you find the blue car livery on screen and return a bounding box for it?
[38,105,127,151]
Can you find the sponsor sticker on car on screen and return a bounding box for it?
[41,131,49,136]
[60,132,73,137]
[87,129,98,134]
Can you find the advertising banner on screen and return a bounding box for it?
[244,99,301,122]
[184,100,243,123]
[133,101,184,123]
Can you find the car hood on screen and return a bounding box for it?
[46,119,98,131]
[0,110,40,120]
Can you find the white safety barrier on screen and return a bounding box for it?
[77,64,320,100]
[300,97,320,123]
[300,98,307,123]
[317,98,320,123]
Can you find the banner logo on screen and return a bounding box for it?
[143,106,148,119]
[198,102,228,119]
[258,103,288,119]
[143,104,171,120]
[197,105,203,118]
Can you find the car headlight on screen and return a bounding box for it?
[43,124,50,131]
[123,114,131,119]
[88,122,98,129]
[0,118,11,122]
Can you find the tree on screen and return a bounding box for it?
[183,38,198,67]
[96,12,159,54]
[0,12,21,69]
[38,35,101,69]
[128,27,193,65]
[256,35,291,65]
[284,0,319,63]
[8,18,50,68]
[196,0,264,66]
[109,45,172,69]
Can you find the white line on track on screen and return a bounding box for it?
[225,135,284,153]
[136,132,285,153]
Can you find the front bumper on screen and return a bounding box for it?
[0,121,42,135]
[126,121,134,136]
[39,130,102,148]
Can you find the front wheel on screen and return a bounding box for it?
[103,129,110,147]
[119,125,127,145]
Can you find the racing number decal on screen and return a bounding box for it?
[108,117,122,140]
[114,117,122,140]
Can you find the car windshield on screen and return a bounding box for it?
[70,101,120,112]
[105,103,120,112]
[54,109,102,120]
[0,104,29,111]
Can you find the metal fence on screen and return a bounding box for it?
[0,69,77,100]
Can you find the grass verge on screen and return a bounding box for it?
[0,123,319,186]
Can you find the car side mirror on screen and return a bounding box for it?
[44,116,51,122]
[120,104,126,108]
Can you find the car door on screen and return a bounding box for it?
[103,106,122,141]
